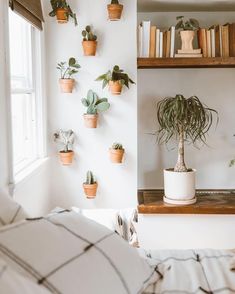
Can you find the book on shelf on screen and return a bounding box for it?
[159,31,163,58]
[198,28,207,57]
[170,26,175,58]
[229,23,235,56]
[222,24,229,57]
[142,21,151,57]
[210,28,216,57]
[156,29,160,57]
[149,26,156,57]
[175,53,203,58]
[206,29,212,58]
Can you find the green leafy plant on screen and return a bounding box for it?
[156,94,218,172]
[49,0,77,26]
[96,65,135,89]
[82,26,97,41]
[175,16,199,31]
[82,90,110,114]
[57,57,81,79]
[111,143,124,150]
[111,0,120,4]
[54,129,75,152]
[85,171,96,185]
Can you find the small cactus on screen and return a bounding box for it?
[81,90,110,115]
[85,171,96,185]
[112,142,123,150]
[82,25,97,41]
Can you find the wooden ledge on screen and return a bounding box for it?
[137,189,235,214]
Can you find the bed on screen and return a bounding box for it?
[0,190,234,294]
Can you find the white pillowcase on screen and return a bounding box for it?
[0,189,28,227]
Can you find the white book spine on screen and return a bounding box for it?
[155,29,160,57]
[138,25,143,57]
[210,28,215,57]
[170,26,175,58]
[219,26,223,56]
[159,32,163,58]
[142,21,151,57]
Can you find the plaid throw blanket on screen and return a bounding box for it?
[140,249,235,294]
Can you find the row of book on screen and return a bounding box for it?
[138,21,235,58]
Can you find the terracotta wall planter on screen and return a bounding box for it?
[59,79,75,93]
[59,151,74,165]
[109,81,123,95]
[107,4,123,21]
[82,41,97,56]
[56,8,68,23]
[83,114,98,128]
[83,183,98,199]
[109,148,124,163]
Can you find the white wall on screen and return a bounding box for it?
[138,12,235,189]
[44,0,138,209]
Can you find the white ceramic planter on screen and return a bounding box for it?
[164,168,196,205]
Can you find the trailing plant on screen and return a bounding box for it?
[54,129,75,152]
[49,0,78,26]
[175,16,199,31]
[111,143,124,150]
[82,26,97,41]
[156,94,218,172]
[85,171,96,185]
[110,0,120,4]
[57,57,81,79]
[82,90,110,114]
[96,65,135,89]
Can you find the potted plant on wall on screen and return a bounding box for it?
[83,171,98,199]
[49,0,77,25]
[57,57,81,93]
[81,90,110,128]
[82,25,98,56]
[96,65,135,95]
[107,0,123,21]
[54,129,75,165]
[109,143,125,163]
[156,94,218,205]
[175,16,199,51]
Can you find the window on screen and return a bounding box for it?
[8,9,45,177]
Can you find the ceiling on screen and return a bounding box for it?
[137,0,235,12]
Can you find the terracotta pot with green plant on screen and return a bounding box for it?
[96,65,135,95]
[107,0,123,21]
[82,26,97,56]
[176,16,199,52]
[83,171,98,199]
[82,90,110,128]
[54,129,75,165]
[57,57,80,93]
[109,143,125,163]
[49,0,77,25]
[156,94,218,205]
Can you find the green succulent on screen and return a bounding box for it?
[57,57,81,79]
[85,171,96,184]
[82,25,97,41]
[175,16,199,31]
[49,0,77,26]
[112,143,123,150]
[82,90,110,115]
[96,65,135,90]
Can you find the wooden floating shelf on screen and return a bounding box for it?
[137,57,235,69]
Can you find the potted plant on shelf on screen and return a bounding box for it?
[81,90,110,128]
[175,16,199,51]
[83,171,98,199]
[96,65,135,95]
[49,0,77,26]
[156,94,218,205]
[54,129,75,165]
[107,0,123,21]
[82,25,98,56]
[109,143,125,163]
[57,57,81,93]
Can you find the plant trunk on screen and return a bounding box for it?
[174,126,187,172]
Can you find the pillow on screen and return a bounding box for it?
[0,189,28,227]
[0,210,156,294]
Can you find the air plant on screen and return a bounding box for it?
[54,129,75,152]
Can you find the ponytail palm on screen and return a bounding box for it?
[156,94,218,172]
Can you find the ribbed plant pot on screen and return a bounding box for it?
[163,168,196,205]
[83,114,98,128]
[56,8,68,23]
[107,4,123,21]
[109,148,124,163]
[59,79,75,93]
[180,30,195,51]
[82,41,97,56]
[83,183,98,199]
[109,81,123,95]
[59,151,74,165]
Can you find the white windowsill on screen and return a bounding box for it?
[14,157,49,187]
